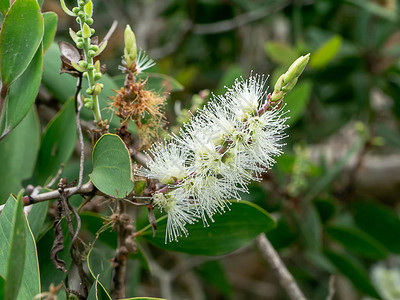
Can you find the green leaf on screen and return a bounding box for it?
[27,201,48,240]
[136,72,184,92]
[87,275,111,300]
[353,202,400,254]
[0,275,4,299]
[326,226,388,259]
[264,42,299,66]
[4,193,26,300]
[42,12,58,53]
[313,198,337,223]
[0,44,43,140]
[309,35,342,69]
[0,0,9,16]
[138,201,276,256]
[324,249,380,298]
[87,246,112,300]
[37,219,72,291]
[284,80,312,126]
[267,217,297,250]
[35,98,77,184]
[298,205,322,250]
[0,195,40,299]
[90,134,134,198]
[0,108,40,204]
[0,0,43,85]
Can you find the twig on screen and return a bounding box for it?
[46,164,65,189]
[326,275,336,300]
[192,2,289,35]
[256,233,307,300]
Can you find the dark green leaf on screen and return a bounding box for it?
[0,275,4,299]
[354,202,400,254]
[313,198,336,223]
[28,201,49,240]
[90,134,134,198]
[0,45,43,139]
[0,0,9,16]
[326,226,388,259]
[324,249,380,298]
[43,12,58,53]
[87,275,112,300]
[284,81,312,126]
[0,108,40,204]
[309,35,342,69]
[0,195,40,299]
[35,98,77,184]
[138,201,276,256]
[37,219,72,291]
[4,193,26,300]
[87,246,112,300]
[298,205,322,250]
[267,217,297,250]
[0,0,43,85]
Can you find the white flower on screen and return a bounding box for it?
[137,141,188,184]
[136,49,155,74]
[153,190,197,243]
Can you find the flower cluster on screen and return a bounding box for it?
[138,55,310,242]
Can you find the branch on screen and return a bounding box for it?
[256,233,306,300]
[192,2,289,35]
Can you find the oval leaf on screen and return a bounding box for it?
[326,225,388,259]
[0,0,43,85]
[4,193,26,300]
[0,45,43,140]
[90,134,134,198]
[43,12,58,53]
[35,98,77,184]
[139,201,276,256]
[353,202,400,254]
[310,35,342,69]
[324,249,380,298]
[0,195,40,299]
[0,108,40,204]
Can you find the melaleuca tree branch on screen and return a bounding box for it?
[256,233,307,300]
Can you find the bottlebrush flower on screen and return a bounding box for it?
[137,54,310,243]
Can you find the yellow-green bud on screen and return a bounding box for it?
[283,53,310,85]
[94,60,101,73]
[274,74,285,93]
[281,77,298,93]
[92,83,103,96]
[270,91,284,102]
[124,25,137,66]
[82,23,91,39]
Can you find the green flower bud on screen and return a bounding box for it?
[82,23,91,39]
[72,7,80,14]
[94,72,102,80]
[90,28,95,35]
[270,91,284,102]
[78,60,88,68]
[78,0,85,7]
[84,101,93,109]
[90,45,99,52]
[77,37,83,43]
[87,64,94,70]
[86,88,93,95]
[76,30,82,37]
[88,50,96,57]
[75,17,81,24]
[281,77,298,93]
[283,53,310,85]
[76,42,84,49]
[77,11,85,18]
[124,25,137,67]
[274,74,284,93]
[92,83,103,96]
[86,17,93,25]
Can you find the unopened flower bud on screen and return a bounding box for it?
[92,83,103,96]
[86,17,93,25]
[270,90,284,102]
[274,74,284,92]
[281,77,298,93]
[124,25,137,67]
[283,53,310,85]
[88,50,96,57]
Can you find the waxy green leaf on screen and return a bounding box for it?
[0,0,9,16]
[35,98,77,184]
[0,108,40,204]
[0,45,43,140]
[0,195,40,299]
[139,201,276,256]
[0,0,43,85]
[43,12,58,53]
[90,134,134,198]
